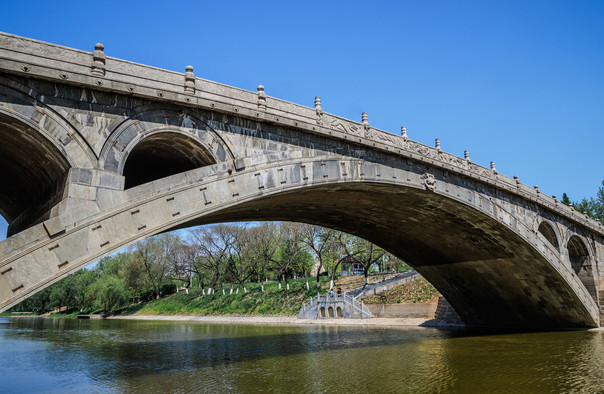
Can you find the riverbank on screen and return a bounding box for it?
[108,313,445,328]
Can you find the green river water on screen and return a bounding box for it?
[1,317,604,393]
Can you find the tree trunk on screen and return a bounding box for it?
[305,274,309,290]
[209,272,219,290]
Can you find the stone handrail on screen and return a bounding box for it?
[300,293,373,319]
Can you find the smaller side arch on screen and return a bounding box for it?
[0,80,96,169]
[121,130,217,189]
[538,221,560,251]
[99,108,238,176]
[567,235,598,304]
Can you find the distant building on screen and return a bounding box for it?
[310,261,326,277]
[341,256,364,276]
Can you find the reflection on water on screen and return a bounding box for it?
[1,317,604,393]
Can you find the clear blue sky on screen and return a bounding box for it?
[1,0,603,239]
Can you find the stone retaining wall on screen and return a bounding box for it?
[366,303,438,318]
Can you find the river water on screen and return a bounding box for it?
[1,317,604,393]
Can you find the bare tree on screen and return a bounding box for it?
[344,236,386,286]
[322,232,351,290]
[270,222,309,290]
[300,224,337,288]
[247,222,279,291]
[226,224,257,293]
[189,224,236,295]
[170,242,197,294]
[132,233,181,300]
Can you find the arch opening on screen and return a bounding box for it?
[0,113,70,235]
[0,215,7,241]
[123,133,216,189]
[567,236,597,303]
[178,182,597,328]
[538,222,559,250]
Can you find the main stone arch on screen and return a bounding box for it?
[0,154,599,328]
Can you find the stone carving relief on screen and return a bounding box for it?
[407,140,438,159]
[326,115,363,137]
[421,173,436,191]
[441,151,468,168]
[372,130,398,145]
[316,110,323,125]
[468,162,494,179]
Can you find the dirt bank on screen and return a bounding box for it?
[108,314,436,327]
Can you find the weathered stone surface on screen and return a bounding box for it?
[0,33,602,328]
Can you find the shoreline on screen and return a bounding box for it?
[8,313,601,331]
[107,314,440,328]
[5,312,462,329]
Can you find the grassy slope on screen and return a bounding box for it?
[31,273,436,318]
[362,277,440,304]
[125,273,415,316]
[118,277,331,316]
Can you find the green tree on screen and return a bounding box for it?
[561,193,571,206]
[122,256,149,301]
[97,253,131,277]
[573,180,604,224]
[88,275,130,312]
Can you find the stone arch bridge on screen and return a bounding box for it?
[0,33,602,329]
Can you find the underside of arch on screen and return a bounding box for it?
[173,183,596,328]
[0,113,70,234]
[123,132,216,189]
